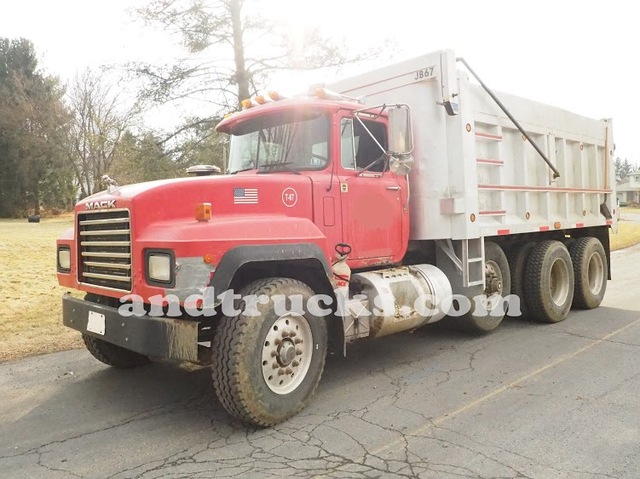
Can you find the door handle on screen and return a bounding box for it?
[386,186,401,191]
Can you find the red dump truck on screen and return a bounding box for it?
[57,49,616,426]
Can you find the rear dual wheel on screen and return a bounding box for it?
[569,237,607,309]
[457,242,511,333]
[525,240,574,323]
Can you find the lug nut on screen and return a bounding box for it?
[292,361,299,367]
[289,331,297,337]
[278,368,286,376]
[270,351,277,357]
[274,339,282,346]
[294,338,303,344]
[272,362,279,369]
[295,349,303,356]
[281,330,290,338]
[285,368,293,375]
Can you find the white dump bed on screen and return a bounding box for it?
[330,50,616,241]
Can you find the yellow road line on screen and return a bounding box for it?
[372,316,640,456]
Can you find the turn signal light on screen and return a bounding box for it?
[196,203,212,222]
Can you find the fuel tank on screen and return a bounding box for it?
[351,264,452,338]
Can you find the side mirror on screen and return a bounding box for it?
[388,105,414,174]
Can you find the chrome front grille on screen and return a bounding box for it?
[77,209,132,291]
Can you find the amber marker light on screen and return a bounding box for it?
[203,253,214,264]
[255,95,266,104]
[241,99,252,109]
[196,203,212,222]
[314,87,327,98]
[554,222,562,229]
[470,213,476,222]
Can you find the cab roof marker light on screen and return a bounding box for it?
[310,85,359,102]
[268,91,284,101]
[240,99,252,109]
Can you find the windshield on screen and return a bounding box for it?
[227,110,329,173]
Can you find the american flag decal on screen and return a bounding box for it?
[233,187,258,204]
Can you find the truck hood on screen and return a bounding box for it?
[77,174,314,225]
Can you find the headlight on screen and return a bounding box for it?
[145,250,174,286]
[57,247,71,272]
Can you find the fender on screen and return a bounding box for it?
[211,243,332,294]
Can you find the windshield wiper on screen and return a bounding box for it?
[257,162,301,175]
[229,165,256,174]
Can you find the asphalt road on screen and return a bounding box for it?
[2,243,640,479]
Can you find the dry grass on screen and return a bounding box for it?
[0,215,83,362]
[610,221,640,251]
[621,207,640,215]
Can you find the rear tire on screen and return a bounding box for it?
[211,278,327,427]
[506,242,535,320]
[525,241,574,323]
[82,334,151,369]
[457,242,511,333]
[570,237,607,309]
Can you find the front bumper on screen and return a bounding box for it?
[62,294,200,362]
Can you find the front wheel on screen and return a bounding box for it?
[211,278,328,427]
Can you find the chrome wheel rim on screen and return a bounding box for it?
[550,258,570,306]
[261,313,313,395]
[587,251,605,295]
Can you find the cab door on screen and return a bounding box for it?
[338,116,405,266]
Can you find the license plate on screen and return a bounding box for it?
[87,311,106,335]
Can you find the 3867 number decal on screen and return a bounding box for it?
[414,66,435,81]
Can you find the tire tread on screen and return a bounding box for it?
[211,277,325,427]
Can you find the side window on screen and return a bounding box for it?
[341,118,356,169]
[340,117,388,172]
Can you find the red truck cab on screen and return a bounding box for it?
[56,92,413,426]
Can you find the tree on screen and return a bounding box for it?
[131,0,378,160]
[0,38,72,217]
[109,130,182,184]
[615,157,636,182]
[65,70,138,198]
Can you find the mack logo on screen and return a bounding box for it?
[86,200,116,210]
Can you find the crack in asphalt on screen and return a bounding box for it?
[3,317,640,478]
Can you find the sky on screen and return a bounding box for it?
[0,0,637,165]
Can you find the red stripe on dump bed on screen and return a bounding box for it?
[475,132,503,141]
[497,229,510,235]
[476,158,504,165]
[479,210,507,216]
[478,184,612,194]
[539,226,550,231]
[575,223,585,228]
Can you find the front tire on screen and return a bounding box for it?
[525,241,575,323]
[82,334,150,369]
[211,278,327,427]
[570,237,607,309]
